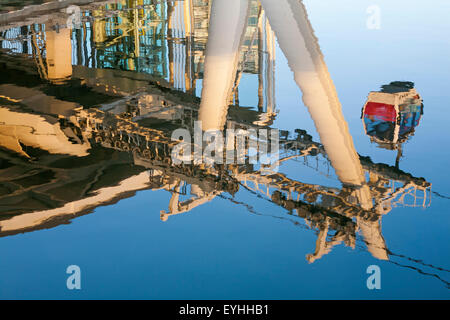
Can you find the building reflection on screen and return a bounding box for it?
[0,0,433,266]
[1,0,275,116]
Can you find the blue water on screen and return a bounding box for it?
[0,0,449,299]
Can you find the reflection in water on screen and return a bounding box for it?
[198,0,250,131]
[0,0,446,288]
[362,81,424,168]
[0,0,45,14]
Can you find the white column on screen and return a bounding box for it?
[358,218,389,260]
[198,0,249,131]
[260,0,366,188]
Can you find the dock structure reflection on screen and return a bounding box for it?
[0,0,432,265]
[1,0,277,120]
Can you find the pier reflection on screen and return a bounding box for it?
[0,0,433,267]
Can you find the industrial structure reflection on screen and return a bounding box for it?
[0,0,432,266]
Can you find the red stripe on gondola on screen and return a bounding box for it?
[364,102,397,122]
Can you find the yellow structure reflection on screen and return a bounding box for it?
[45,28,73,83]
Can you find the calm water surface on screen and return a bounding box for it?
[0,0,449,299]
